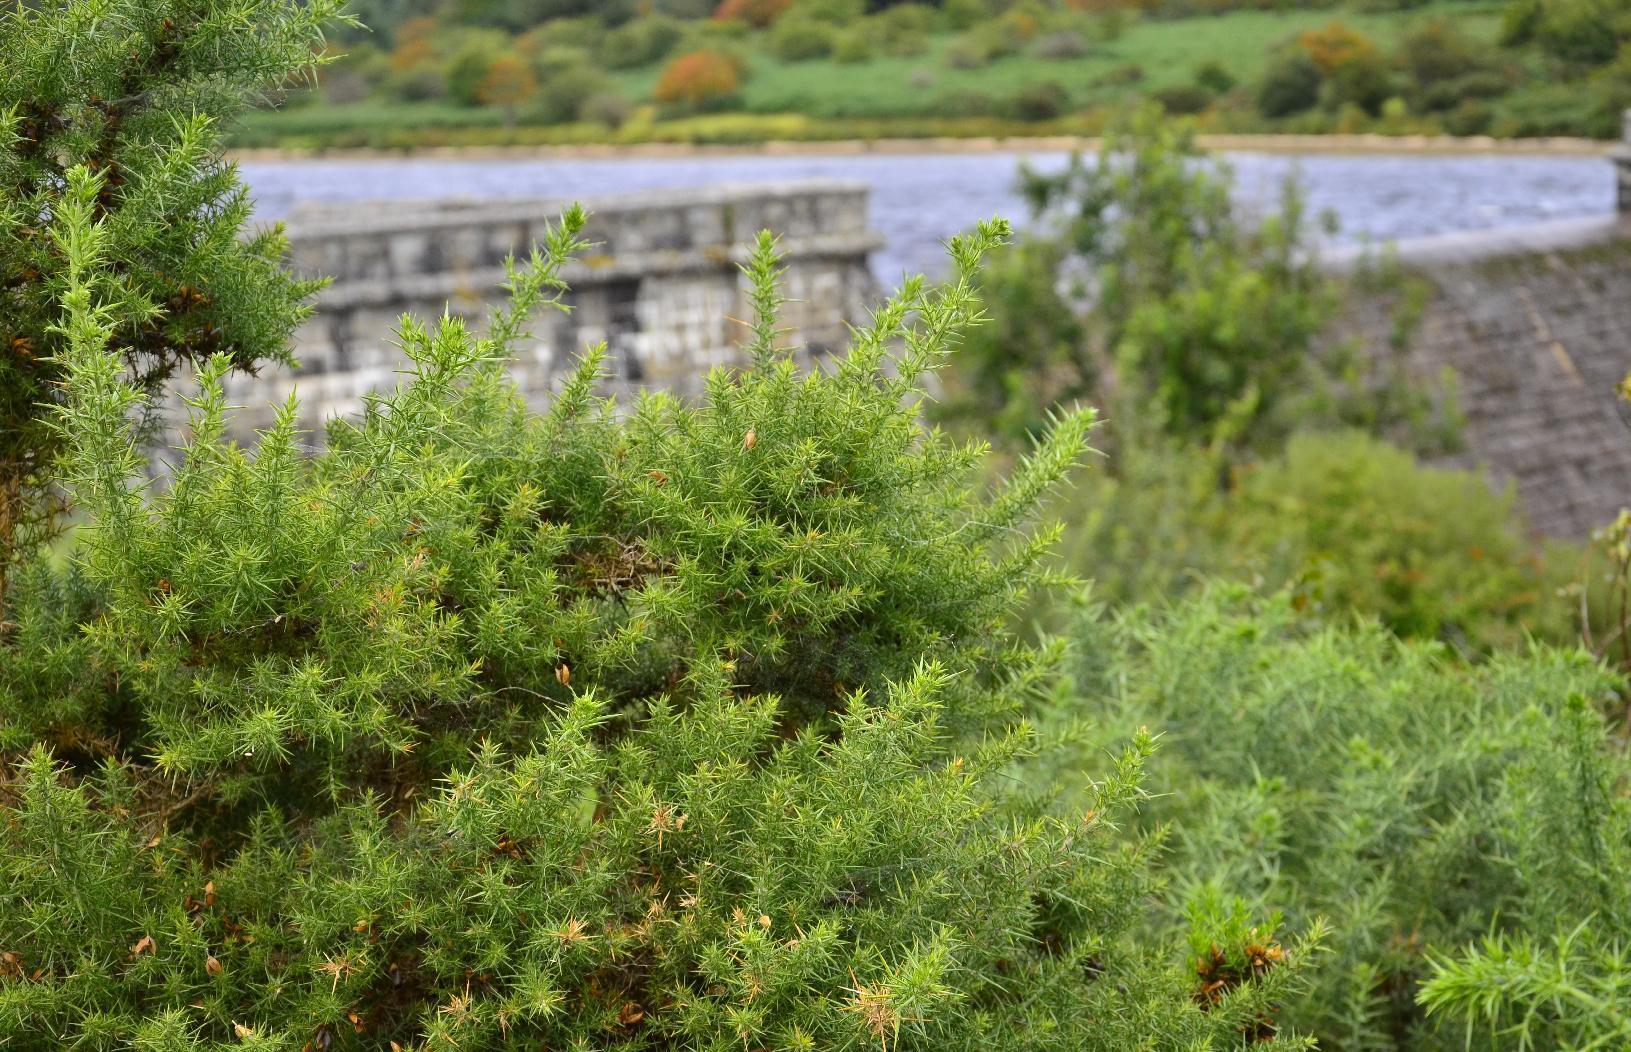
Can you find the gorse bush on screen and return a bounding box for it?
[0,203,1316,1049]
[0,0,340,602]
[1055,587,1630,1050]
[0,9,1320,1040]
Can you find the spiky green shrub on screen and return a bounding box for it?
[0,0,342,595]
[1051,586,1628,1050]
[0,142,1314,1048]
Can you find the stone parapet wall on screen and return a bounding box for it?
[217,181,882,435]
[284,181,873,282]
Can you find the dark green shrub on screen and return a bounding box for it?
[1492,78,1623,137]
[798,0,867,23]
[1225,430,1578,649]
[455,0,639,32]
[940,113,1459,469]
[767,15,839,60]
[1395,16,1502,93]
[1052,431,1585,652]
[446,38,505,106]
[942,111,1330,448]
[940,0,991,29]
[832,27,875,62]
[384,64,449,101]
[1498,0,1544,46]
[962,16,1028,61]
[1258,48,1321,117]
[1193,60,1236,95]
[1441,97,1494,134]
[1153,84,1214,115]
[868,5,932,56]
[654,0,721,15]
[676,16,752,59]
[1095,8,1129,42]
[598,15,685,70]
[872,2,934,36]
[1535,0,1627,66]
[1419,71,1512,112]
[1321,47,1393,115]
[1005,81,1070,121]
[529,15,608,53]
[531,43,598,73]
[529,63,616,123]
[934,234,1084,440]
[1057,587,1629,1050]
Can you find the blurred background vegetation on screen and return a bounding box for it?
[238,0,1631,148]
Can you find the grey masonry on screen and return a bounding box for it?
[1328,119,1631,540]
[219,181,882,436]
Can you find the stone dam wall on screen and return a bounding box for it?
[221,181,882,435]
[1335,216,1631,540]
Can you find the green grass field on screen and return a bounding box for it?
[234,2,1531,149]
[717,2,1505,120]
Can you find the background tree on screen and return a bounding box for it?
[938,109,1333,453]
[476,53,538,123]
[654,49,746,109]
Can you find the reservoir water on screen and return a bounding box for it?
[242,150,1614,281]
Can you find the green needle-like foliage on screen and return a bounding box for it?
[1054,586,1630,1051]
[0,155,1312,1046]
[0,0,343,601]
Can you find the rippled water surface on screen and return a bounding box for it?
[242,150,1614,280]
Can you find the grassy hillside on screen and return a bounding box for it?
[719,4,1504,119]
[235,0,1615,149]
